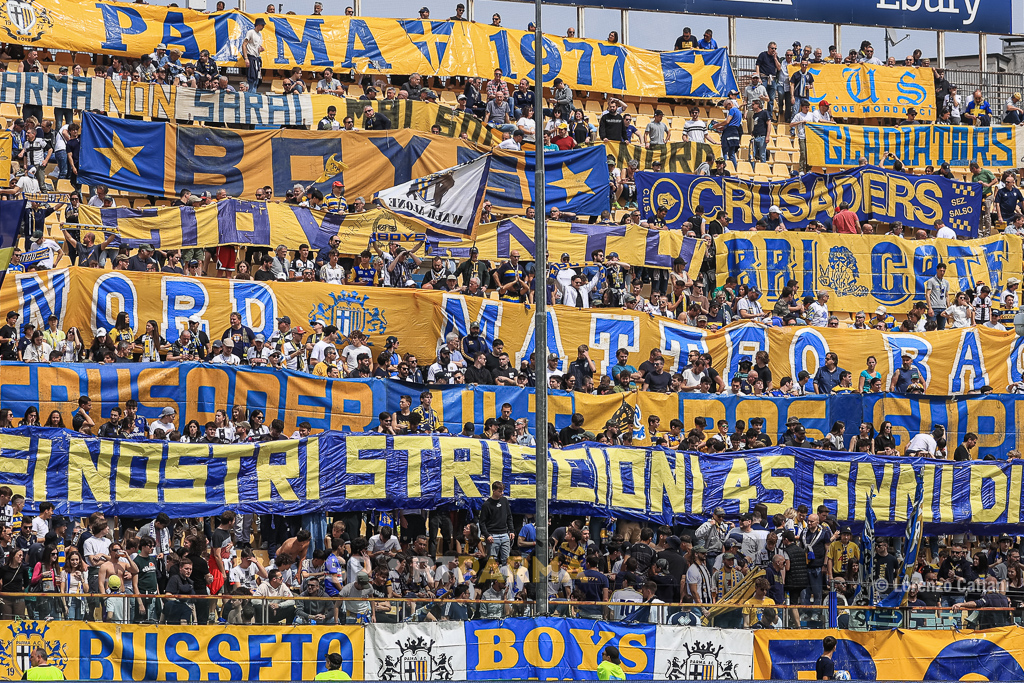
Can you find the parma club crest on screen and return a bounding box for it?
[0,622,67,680]
[308,290,388,338]
[0,0,53,41]
[376,636,454,681]
[665,641,739,681]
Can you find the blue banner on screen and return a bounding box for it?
[4,425,1024,531]
[487,147,612,217]
[638,166,982,238]
[465,618,657,679]
[0,199,25,278]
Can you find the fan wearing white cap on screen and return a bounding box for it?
[764,205,786,232]
[1002,278,1020,309]
[149,406,177,438]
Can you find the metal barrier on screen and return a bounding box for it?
[0,591,1015,630]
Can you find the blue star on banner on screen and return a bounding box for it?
[78,113,165,195]
[660,48,737,98]
[399,20,453,67]
[485,147,610,216]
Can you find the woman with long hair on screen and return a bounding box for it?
[111,311,134,347]
[186,534,211,625]
[858,356,881,393]
[0,409,13,429]
[849,422,876,453]
[88,329,116,363]
[20,406,38,427]
[0,547,28,616]
[568,108,590,145]
[45,411,65,428]
[31,544,63,619]
[455,523,485,558]
[135,319,166,363]
[214,409,233,443]
[874,421,897,455]
[57,327,82,362]
[64,549,87,621]
[180,420,202,443]
[824,421,845,450]
[234,261,252,280]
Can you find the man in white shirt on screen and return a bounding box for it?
[905,426,943,457]
[28,230,62,269]
[934,220,957,240]
[808,291,830,327]
[241,17,266,90]
[736,288,770,320]
[791,99,814,172]
[561,271,601,308]
[341,330,372,372]
[610,574,643,620]
[149,407,176,437]
[497,130,524,150]
[32,503,52,541]
[209,339,240,364]
[310,326,339,365]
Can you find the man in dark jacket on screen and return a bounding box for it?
[477,481,514,567]
[782,530,809,626]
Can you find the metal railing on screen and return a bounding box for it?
[0,590,1016,630]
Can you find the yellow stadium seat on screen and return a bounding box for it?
[754,162,772,177]
[772,163,790,179]
[271,80,284,94]
[55,179,74,193]
[735,160,754,177]
[739,145,749,161]
[53,52,73,66]
[638,103,655,116]
[0,103,19,120]
[778,137,797,152]
[585,100,603,113]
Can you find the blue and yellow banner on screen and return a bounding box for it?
[0,620,363,681]
[716,232,1021,313]
[79,114,610,213]
[6,268,1024,397]
[810,64,937,119]
[2,363,1019,461]
[466,619,657,679]
[639,165,983,237]
[77,113,484,203]
[432,218,706,273]
[0,2,736,98]
[486,147,611,216]
[78,203,427,252]
[0,199,24,281]
[807,122,1024,170]
[754,627,1024,680]
[4,426,1024,530]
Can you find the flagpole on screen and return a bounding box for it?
[532,0,549,617]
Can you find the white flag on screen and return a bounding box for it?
[375,154,491,238]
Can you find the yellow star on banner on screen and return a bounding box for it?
[676,54,721,94]
[94,131,144,177]
[549,164,595,203]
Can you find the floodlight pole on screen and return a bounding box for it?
[532,0,549,617]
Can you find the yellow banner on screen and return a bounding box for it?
[79,203,429,252]
[3,3,736,98]
[754,626,1024,680]
[432,217,707,276]
[310,95,500,147]
[811,64,937,120]
[806,122,1024,170]
[0,132,10,182]
[0,620,363,680]
[715,232,1022,314]
[4,268,1023,397]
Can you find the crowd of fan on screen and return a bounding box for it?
[0,486,1017,628]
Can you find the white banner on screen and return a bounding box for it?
[365,622,468,681]
[654,626,754,680]
[0,72,312,126]
[375,154,492,238]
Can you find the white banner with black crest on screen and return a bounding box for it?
[655,626,753,680]
[374,154,491,239]
[366,622,467,681]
